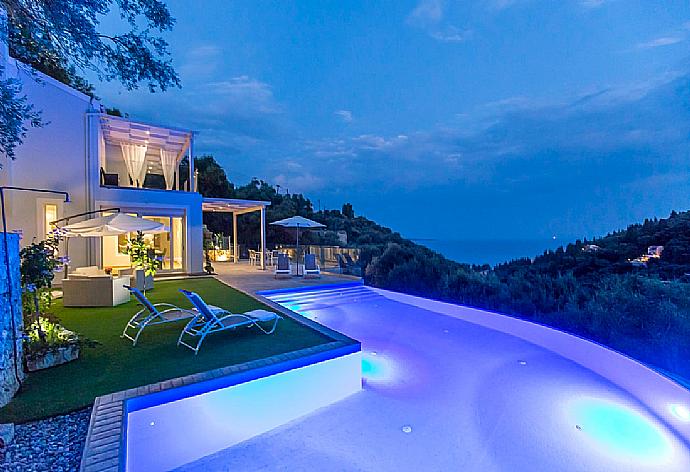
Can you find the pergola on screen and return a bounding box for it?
[201,198,271,269]
[100,114,195,191]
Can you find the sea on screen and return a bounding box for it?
[411,238,567,266]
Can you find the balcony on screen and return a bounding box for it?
[98,114,197,192]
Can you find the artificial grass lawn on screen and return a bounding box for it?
[0,278,331,423]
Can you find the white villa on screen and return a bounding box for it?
[0,47,270,278]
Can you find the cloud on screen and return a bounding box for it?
[287,71,690,202]
[407,0,471,43]
[486,0,521,10]
[178,45,223,81]
[579,0,608,7]
[407,0,445,28]
[430,26,473,42]
[638,36,685,50]
[636,22,690,50]
[334,110,353,122]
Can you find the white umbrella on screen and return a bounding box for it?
[270,216,325,275]
[62,213,168,237]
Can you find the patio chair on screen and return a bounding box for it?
[336,253,350,274]
[177,289,281,354]
[271,250,280,266]
[304,253,321,278]
[274,253,292,278]
[344,253,362,276]
[121,286,197,346]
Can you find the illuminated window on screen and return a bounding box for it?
[44,203,58,238]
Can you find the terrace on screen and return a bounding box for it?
[0,276,358,424]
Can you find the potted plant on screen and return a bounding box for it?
[204,239,215,274]
[125,231,162,292]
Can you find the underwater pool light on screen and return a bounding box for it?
[671,404,690,422]
[361,352,397,384]
[572,397,671,461]
[518,360,527,366]
[401,425,413,433]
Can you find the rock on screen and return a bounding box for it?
[25,342,80,372]
[0,408,90,471]
[0,423,14,448]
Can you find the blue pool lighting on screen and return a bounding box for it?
[401,425,413,433]
[671,404,690,422]
[572,398,672,461]
[361,352,396,384]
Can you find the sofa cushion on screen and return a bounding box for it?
[72,266,107,277]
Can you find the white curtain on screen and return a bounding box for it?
[160,149,178,190]
[120,143,148,187]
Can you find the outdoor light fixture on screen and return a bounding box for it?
[0,186,70,388]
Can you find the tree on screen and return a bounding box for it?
[0,0,180,163]
[342,203,354,219]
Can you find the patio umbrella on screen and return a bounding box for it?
[270,216,325,275]
[62,213,168,237]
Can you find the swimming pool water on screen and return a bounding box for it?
[184,284,690,471]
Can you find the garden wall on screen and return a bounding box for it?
[0,233,24,407]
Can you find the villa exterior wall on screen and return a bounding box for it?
[0,61,93,270]
[0,233,24,408]
[0,58,205,275]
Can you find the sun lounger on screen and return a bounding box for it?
[177,289,281,354]
[121,285,196,346]
[304,253,321,278]
[274,253,292,278]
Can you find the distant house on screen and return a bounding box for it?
[648,246,664,258]
[0,46,270,277]
[628,245,664,267]
[583,244,601,253]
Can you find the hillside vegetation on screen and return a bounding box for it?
[195,155,690,381]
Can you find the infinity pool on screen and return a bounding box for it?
[179,283,690,471]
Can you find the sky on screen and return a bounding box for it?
[94,0,690,242]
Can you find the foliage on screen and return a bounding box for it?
[125,231,162,277]
[0,67,41,160]
[0,0,180,165]
[203,239,215,275]
[8,24,96,97]
[24,317,76,355]
[19,229,63,290]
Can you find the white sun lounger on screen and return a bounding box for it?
[121,285,197,346]
[177,289,282,354]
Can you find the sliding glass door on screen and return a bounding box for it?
[102,212,185,272]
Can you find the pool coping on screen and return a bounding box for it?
[80,279,361,472]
